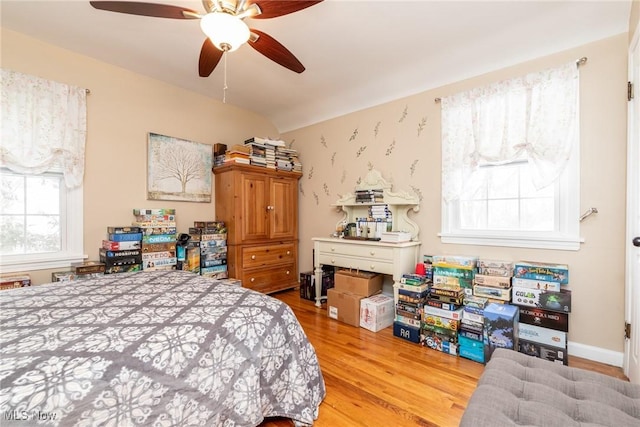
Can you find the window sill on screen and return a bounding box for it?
[0,253,86,274]
[438,232,584,251]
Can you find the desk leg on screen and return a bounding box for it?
[314,265,325,307]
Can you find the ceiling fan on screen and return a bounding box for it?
[89,1,323,77]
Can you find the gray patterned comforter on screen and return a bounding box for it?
[0,270,325,426]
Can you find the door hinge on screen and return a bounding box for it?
[625,322,631,339]
[628,81,634,101]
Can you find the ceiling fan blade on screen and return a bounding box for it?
[247,1,323,19]
[199,38,224,77]
[90,1,200,19]
[248,29,304,73]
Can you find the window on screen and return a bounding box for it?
[0,168,84,272]
[1,69,87,271]
[440,62,581,250]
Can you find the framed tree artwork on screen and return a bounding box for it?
[147,132,212,202]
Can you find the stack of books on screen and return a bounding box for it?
[244,140,267,168]
[355,189,383,203]
[224,144,250,165]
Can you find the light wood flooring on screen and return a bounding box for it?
[259,288,628,427]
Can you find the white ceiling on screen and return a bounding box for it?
[0,0,632,132]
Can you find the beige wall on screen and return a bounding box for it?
[631,0,639,43]
[284,34,629,356]
[1,28,278,285]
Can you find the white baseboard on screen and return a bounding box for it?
[568,341,624,367]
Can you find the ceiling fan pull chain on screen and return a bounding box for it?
[223,50,228,104]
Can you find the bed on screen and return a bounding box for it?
[0,270,326,426]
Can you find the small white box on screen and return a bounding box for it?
[360,294,395,332]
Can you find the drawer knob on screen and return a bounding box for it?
[370,265,375,270]
[370,251,375,256]
[251,278,255,282]
[286,251,291,255]
[286,271,290,275]
[251,255,256,260]
[330,247,335,252]
[331,259,336,264]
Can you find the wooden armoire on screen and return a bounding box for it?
[213,163,302,293]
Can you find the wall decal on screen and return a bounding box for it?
[417,116,427,136]
[308,166,314,180]
[288,138,295,149]
[410,159,419,176]
[356,146,367,157]
[323,183,330,196]
[367,161,374,171]
[349,128,359,141]
[410,185,424,201]
[386,139,396,156]
[299,182,305,197]
[331,152,336,166]
[399,105,408,123]
[313,191,319,205]
[341,170,346,184]
[320,135,327,148]
[374,121,381,138]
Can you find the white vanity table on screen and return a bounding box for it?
[312,237,421,307]
[312,169,421,307]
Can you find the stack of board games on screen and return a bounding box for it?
[458,295,489,363]
[472,258,514,304]
[432,254,477,296]
[133,209,177,271]
[192,221,228,279]
[99,226,143,274]
[511,260,571,365]
[0,273,31,291]
[393,273,430,344]
[299,267,335,301]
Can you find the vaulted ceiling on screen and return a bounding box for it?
[1,1,632,132]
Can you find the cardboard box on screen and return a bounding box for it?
[334,269,382,296]
[458,335,486,364]
[360,294,394,332]
[519,307,569,332]
[511,287,572,313]
[518,323,567,348]
[393,321,421,343]
[327,288,364,326]
[514,261,569,284]
[518,338,568,365]
[483,303,519,362]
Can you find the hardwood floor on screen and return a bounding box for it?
[260,289,628,427]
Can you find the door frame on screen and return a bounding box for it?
[624,20,640,383]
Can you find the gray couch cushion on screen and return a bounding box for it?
[460,348,640,427]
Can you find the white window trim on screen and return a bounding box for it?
[440,140,582,251]
[0,183,85,273]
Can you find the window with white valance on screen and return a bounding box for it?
[1,69,87,271]
[440,61,581,250]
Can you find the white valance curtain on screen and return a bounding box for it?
[441,62,579,202]
[0,69,87,188]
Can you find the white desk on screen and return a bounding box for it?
[312,237,421,307]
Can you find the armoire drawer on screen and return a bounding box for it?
[241,263,297,293]
[242,243,296,268]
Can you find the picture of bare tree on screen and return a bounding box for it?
[147,133,212,202]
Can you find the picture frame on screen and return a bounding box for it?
[147,132,212,202]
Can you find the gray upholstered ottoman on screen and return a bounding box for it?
[460,348,640,426]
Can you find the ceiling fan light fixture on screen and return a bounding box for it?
[200,12,250,52]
